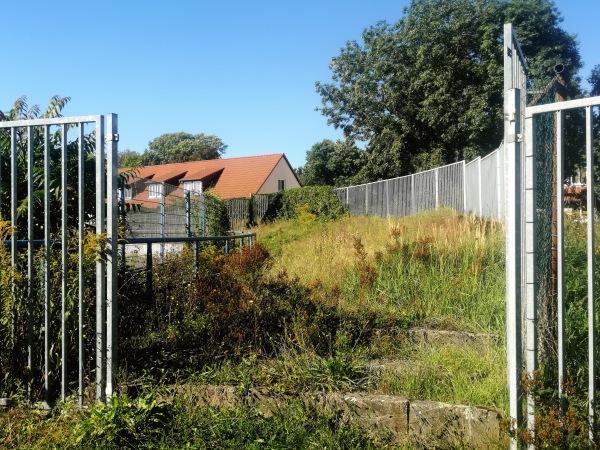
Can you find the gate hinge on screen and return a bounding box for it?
[105,134,119,142]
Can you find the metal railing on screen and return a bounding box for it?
[121,173,206,238]
[0,114,118,405]
[122,233,256,294]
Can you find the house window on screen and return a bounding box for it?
[117,187,132,200]
[183,180,202,195]
[148,183,163,199]
[278,179,286,191]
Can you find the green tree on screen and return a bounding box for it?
[142,132,226,165]
[316,0,582,181]
[590,64,600,97]
[0,96,97,238]
[299,139,363,187]
[118,149,143,168]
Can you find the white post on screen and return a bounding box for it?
[105,114,118,400]
[95,116,106,402]
[586,106,596,445]
[478,157,483,217]
[556,111,565,415]
[462,160,467,214]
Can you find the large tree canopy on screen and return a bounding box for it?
[141,132,227,165]
[299,139,364,187]
[316,0,582,181]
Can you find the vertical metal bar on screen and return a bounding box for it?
[586,106,596,445]
[160,184,165,263]
[61,124,68,402]
[146,242,153,293]
[504,24,514,94]
[78,123,85,406]
[194,240,199,279]
[186,191,191,238]
[44,125,51,402]
[556,111,565,416]
[462,160,467,214]
[506,89,523,446]
[95,116,106,402]
[10,128,16,265]
[27,127,34,401]
[478,157,483,217]
[411,174,415,215]
[385,180,390,218]
[525,113,537,443]
[435,168,439,209]
[10,128,17,379]
[105,114,118,400]
[202,194,206,237]
[497,144,504,220]
[120,178,126,272]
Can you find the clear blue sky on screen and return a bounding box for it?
[1,0,598,169]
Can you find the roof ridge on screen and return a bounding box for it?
[121,153,284,171]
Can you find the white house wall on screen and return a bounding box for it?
[258,158,301,193]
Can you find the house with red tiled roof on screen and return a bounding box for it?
[119,153,301,205]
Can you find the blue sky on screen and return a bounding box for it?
[1,0,598,169]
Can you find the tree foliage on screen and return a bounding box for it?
[118,149,143,168]
[0,96,97,238]
[316,0,582,181]
[299,139,364,187]
[141,132,226,165]
[590,64,600,97]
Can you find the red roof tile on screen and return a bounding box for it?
[120,154,292,199]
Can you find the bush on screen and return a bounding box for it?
[261,186,346,224]
[198,191,230,236]
[72,392,172,449]
[117,241,410,381]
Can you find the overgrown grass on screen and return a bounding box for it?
[0,392,393,449]
[373,339,507,411]
[257,209,506,333]
[2,209,510,448]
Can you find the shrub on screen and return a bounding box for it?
[260,186,346,223]
[72,392,172,449]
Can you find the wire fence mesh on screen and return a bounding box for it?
[121,174,201,238]
[121,174,276,239]
[532,85,559,367]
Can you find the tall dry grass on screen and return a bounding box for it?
[256,209,505,334]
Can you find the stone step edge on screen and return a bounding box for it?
[164,384,505,449]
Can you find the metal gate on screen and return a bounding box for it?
[504,23,600,448]
[0,114,118,405]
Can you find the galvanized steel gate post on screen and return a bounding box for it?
[504,24,526,448]
[505,22,600,448]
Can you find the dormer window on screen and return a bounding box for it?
[148,183,163,199]
[183,180,202,195]
[117,187,132,199]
